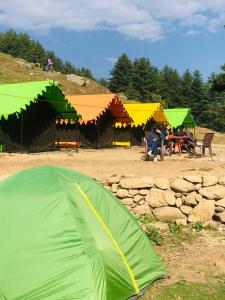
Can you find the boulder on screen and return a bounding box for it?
[108,176,121,184]
[176,198,183,208]
[164,190,176,206]
[153,207,186,222]
[219,176,225,186]
[154,178,170,190]
[122,198,133,205]
[175,193,182,198]
[129,189,139,196]
[116,189,130,198]
[183,176,202,184]
[180,205,193,215]
[139,199,146,205]
[195,183,202,190]
[188,200,215,223]
[176,219,187,226]
[199,185,225,200]
[215,198,225,208]
[215,206,225,213]
[139,189,149,196]
[131,203,137,208]
[120,177,153,189]
[146,188,167,208]
[216,211,225,223]
[171,179,196,193]
[183,191,197,206]
[111,184,119,193]
[196,194,203,203]
[134,195,143,204]
[132,205,152,215]
[202,175,218,187]
[150,222,169,232]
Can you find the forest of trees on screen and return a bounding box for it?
[0,30,93,78]
[100,54,225,132]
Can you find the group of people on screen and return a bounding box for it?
[144,124,195,162]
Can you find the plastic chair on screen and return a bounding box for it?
[194,133,214,157]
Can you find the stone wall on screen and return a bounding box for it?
[101,175,225,225]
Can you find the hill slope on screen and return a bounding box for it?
[0,53,109,95]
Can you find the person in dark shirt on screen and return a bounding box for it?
[146,126,165,162]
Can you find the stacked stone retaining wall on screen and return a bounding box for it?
[100,175,225,225]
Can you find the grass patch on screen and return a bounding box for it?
[141,280,225,300]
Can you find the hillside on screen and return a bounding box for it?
[0,53,109,95]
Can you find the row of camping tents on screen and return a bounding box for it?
[0,80,196,153]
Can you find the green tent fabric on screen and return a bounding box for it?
[164,108,196,129]
[0,80,78,120]
[0,166,164,300]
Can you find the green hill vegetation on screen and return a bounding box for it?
[0,52,109,95]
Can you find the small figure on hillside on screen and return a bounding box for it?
[32,57,40,68]
[46,57,53,72]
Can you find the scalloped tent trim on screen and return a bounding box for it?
[0,80,79,121]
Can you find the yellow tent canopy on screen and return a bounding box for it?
[116,103,168,128]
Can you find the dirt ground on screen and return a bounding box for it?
[1,144,225,180]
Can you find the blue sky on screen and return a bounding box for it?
[0,0,225,80]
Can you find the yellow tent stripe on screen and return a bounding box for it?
[74,182,140,294]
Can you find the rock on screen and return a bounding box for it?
[176,219,187,226]
[130,203,137,208]
[171,179,196,193]
[146,188,167,208]
[117,189,130,198]
[139,189,149,196]
[175,193,182,198]
[111,184,119,193]
[122,198,133,205]
[139,199,146,205]
[153,207,186,222]
[216,211,225,223]
[107,176,121,184]
[154,178,170,190]
[134,195,143,204]
[164,190,176,206]
[203,220,218,229]
[215,198,225,208]
[183,192,197,206]
[183,176,202,184]
[133,205,152,215]
[150,222,169,232]
[120,177,153,189]
[199,185,225,200]
[219,176,225,186]
[129,189,139,196]
[180,205,193,215]
[196,194,203,203]
[188,200,215,223]
[215,206,225,213]
[203,175,218,187]
[176,198,183,208]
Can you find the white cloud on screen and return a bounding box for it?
[0,0,225,41]
[105,57,118,65]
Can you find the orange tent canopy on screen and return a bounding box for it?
[66,94,131,124]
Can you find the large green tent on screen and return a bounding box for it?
[164,108,195,129]
[0,166,164,300]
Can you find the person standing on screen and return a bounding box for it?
[46,57,53,72]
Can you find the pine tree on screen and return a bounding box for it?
[109,54,133,94]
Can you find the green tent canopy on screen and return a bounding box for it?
[164,108,196,129]
[0,80,79,120]
[0,166,164,300]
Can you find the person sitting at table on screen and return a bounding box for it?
[146,126,165,162]
[182,129,195,155]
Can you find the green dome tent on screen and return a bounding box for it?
[0,166,164,300]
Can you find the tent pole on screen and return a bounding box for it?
[20,110,23,153]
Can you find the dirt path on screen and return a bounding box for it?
[1,145,225,180]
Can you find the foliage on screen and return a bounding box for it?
[0,29,93,78]
[190,222,205,232]
[145,226,163,245]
